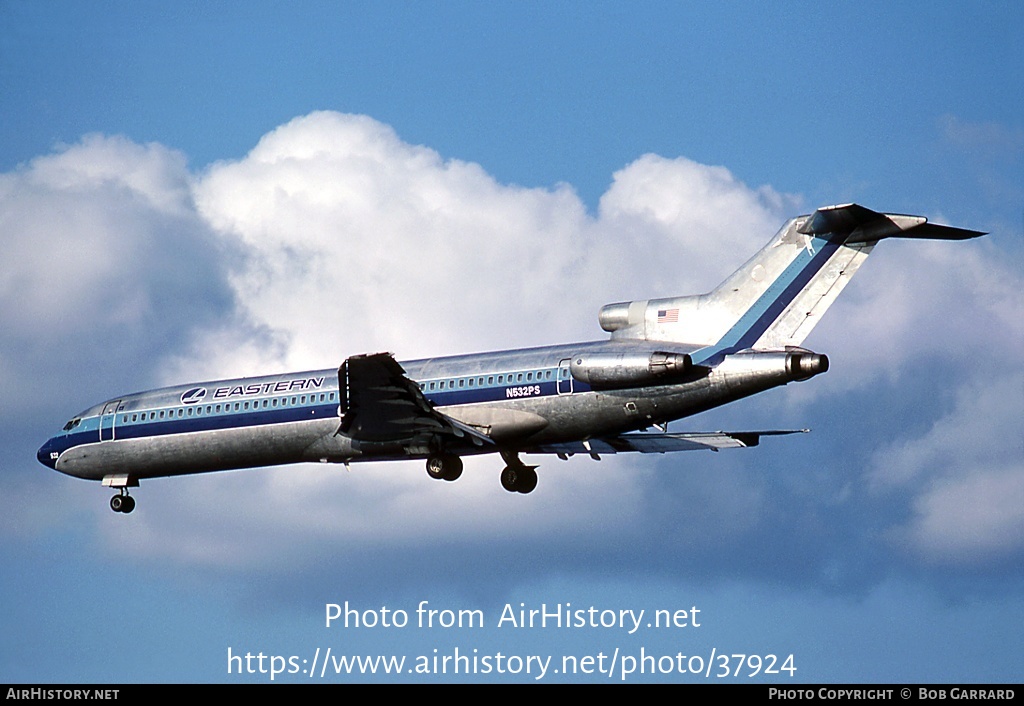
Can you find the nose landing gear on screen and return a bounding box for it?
[109,490,135,514]
[102,474,138,514]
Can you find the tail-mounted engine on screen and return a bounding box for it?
[569,350,693,390]
[786,351,829,381]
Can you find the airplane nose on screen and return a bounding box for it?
[37,439,58,469]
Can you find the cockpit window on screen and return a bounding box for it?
[62,418,81,432]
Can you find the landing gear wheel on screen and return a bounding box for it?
[426,456,446,480]
[500,465,519,492]
[501,465,537,493]
[109,493,135,513]
[442,455,463,481]
[516,467,538,494]
[426,454,463,482]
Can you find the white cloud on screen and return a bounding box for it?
[869,374,1024,564]
[192,112,599,368]
[905,464,1024,564]
[597,153,798,296]
[189,114,799,374]
[0,135,191,338]
[0,134,234,413]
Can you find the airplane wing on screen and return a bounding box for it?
[338,352,493,447]
[523,429,807,458]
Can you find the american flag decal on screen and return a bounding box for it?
[657,308,679,323]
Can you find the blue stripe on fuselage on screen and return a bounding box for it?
[693,234,841,365]
[40,377,592,463]
[41,402,340,458]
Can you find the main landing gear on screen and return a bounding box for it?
[425,451,539,494]
[500,451,538,494]
[109,489,135,514]
[426,454,464,482]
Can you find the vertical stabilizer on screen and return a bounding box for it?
[599,204,985,354]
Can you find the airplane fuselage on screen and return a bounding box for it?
[38,338,819,482]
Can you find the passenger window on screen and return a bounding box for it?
[517,373,523,382]
[468,378,474,387]
[527,372,533,381]
[488,376,494,385]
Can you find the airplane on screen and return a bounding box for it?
[37,203,985,513]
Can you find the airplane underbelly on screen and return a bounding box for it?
[56,419,333,480]
[483,368,790,443]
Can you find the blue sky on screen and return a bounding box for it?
[2,1,1022,683]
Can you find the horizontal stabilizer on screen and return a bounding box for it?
[525,429,807,456]
[871,221,987,242]
[799,203,986,243]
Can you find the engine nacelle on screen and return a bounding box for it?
[570,350,692,389]
[786,351,829,381]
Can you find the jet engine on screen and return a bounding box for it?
[786,351,829,381]
[569,350,692,389]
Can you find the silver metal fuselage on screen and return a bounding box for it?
[37,339,814,482]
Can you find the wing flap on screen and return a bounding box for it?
[338,352,493,447]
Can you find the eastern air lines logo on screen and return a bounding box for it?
[180,387,208,405]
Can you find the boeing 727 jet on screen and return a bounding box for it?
[38,203,985,513]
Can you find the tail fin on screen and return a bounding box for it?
[599,204,985,352]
